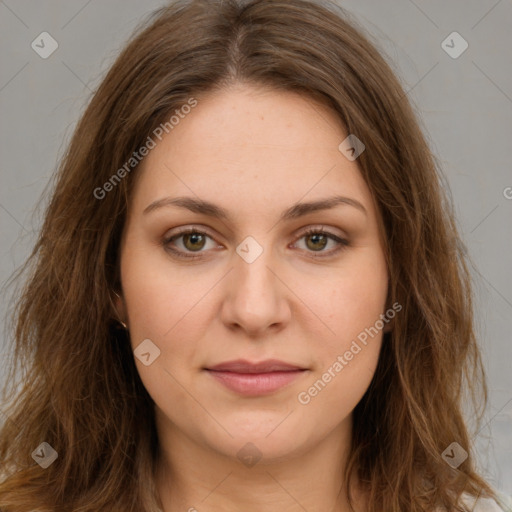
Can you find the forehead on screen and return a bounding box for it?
[129,84,375,220]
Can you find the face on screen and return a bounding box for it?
[115,83,389,464]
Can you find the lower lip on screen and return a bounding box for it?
[205,370,306,396]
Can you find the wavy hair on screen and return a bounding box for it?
[0,0,499,510]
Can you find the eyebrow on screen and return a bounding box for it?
[143,195,367,220]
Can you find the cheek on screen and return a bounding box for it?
[297,256,388,407]
[313,269,388,352]
[297,343,382,425]
[120,246,216,394]
[120,250,202,418]
[120,243,209,340]
[296,272,387,413]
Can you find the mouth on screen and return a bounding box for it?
[203,359,308,396]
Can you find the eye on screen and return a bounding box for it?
[163,227,219,260]
[162,226,349,260]
[293,227,349,258]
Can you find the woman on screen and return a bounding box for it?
[0,0,510,510]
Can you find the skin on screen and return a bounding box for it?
[115,83,390,512]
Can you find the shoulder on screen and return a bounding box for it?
[458,491,512,512]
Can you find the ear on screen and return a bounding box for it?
[112,289,127,326]
[382,299,402,334]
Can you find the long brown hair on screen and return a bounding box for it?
[0,0,500,510]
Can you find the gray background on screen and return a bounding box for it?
[1,0,511,495]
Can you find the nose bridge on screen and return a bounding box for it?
[237,246,273,291]
[221,235,289,334]
[233,238,278,306]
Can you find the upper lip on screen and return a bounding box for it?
[205,359,306,373]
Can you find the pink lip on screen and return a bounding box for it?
[204,359,308,396]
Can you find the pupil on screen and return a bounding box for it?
[185,233,205,251]
[307,234,327,251]
[182,233,328,252]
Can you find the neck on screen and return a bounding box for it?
[154,412,365,512]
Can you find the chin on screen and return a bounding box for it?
[205,421,315,461]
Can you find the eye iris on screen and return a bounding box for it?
[183,233,206,251]
[177,231,333,254]
[306,233,328,251]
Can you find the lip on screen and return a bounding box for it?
[206,359,305,373]
[204,359,308,396]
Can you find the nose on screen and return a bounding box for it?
[220,246,291,337]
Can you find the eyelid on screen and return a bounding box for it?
[162,224,349,259]
[294,224,346,239]
[164,224,345,241]
[292,226,349,257]
[162,226,222,256]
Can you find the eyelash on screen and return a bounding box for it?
[162,226,349,260]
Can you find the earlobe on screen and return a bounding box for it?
[382,297,396,334]
[382,320,393,334]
